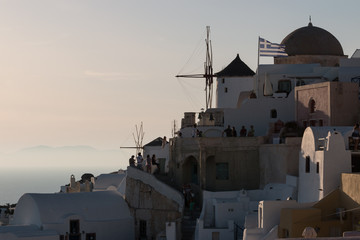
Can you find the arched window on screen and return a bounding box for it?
[270,109,277,119]
[309,98,316,113]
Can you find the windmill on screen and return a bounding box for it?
[176,26,216,110]
[120,122,145,156]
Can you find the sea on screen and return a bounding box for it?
[0,166,124,205]
[0,146,131,204]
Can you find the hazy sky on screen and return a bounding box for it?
[1,0,360,154]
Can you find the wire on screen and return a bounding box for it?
[176,77,203,110]
[177,28,207,76]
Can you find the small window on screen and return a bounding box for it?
[270,109,277,119]
[140,220,147,238]
[319,119,323,126]
[225,87,228,93]
[277,79,291,93]
[309,98,316,113]
[316,162,319,173]
[305,156,310,173]
[310,120,317,126]
[222,78,225,84]
[296,80,305,86]
[216,163,229,180]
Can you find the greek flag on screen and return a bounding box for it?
[259,37,288,57]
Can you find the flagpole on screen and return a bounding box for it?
[256,36,260,97]
[257,36,260,69]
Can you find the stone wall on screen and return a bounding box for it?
[274,55,347,67]
[341,173,360,204]
[125,167,183,240]
[170,136,300,192]
[259,137,301,188]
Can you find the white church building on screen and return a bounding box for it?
[0,191,134,240]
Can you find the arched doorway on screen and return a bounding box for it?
[182,156,199,185]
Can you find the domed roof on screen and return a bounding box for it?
[281,22,344,56]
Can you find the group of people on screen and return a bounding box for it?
[191,124,203,137]
[129,152,160,174]
[223,125,255,137]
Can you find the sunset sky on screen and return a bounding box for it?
[1,0,360,156]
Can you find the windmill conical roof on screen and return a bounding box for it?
[216,54,255,77]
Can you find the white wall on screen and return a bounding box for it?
[45,217,134,240]
[196,219,234,240]
[259,200,300,233]
[11,192,135,240]
[143,144,170,173]
[197,187,298,240]
[339,58,360,82]
[214,200,249,228]
[223,95,295,137]
[12,194,41,227]
[0,225,58,240]
[216,76,254,108]
[255,63,322,98]
[322,131,351,197]
[298,128,352,203]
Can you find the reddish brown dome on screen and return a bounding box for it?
[281,22,344,56]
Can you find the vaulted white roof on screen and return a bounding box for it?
[12,191,131,227]
[301,126,353,151]
[94,172,126,191]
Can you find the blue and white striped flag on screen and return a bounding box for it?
[259,37,288,57]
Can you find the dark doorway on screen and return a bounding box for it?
[183,156,199,185]
[69,220,81,240]
[352,155,360,172]
[86,233,96,240]
[140,220,147,238]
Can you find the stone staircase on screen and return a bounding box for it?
[154,173,181,192]
[181,207,201,240]
[154,173,202,239]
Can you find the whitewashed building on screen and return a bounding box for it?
[195,179,297,240]
[298,127,352,203]
[179,21,360,139]
[0,191,134,240]
[143,137,170,174]
[243,200,312,240]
